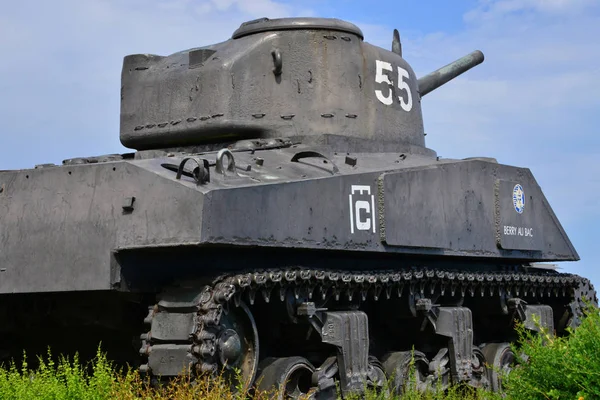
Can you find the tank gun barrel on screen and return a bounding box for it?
[418,50,484,97]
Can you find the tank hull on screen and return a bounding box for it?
[0,145,578,294]
[0,16,595,398]
[0,143,592,397]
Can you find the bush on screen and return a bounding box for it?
[504,305,600,400]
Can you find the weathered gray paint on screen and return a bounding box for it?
[0,161,204,293]
[418,50,484,97]
[0,17,580,296]
[381,161,575,258]
[231,17,364,39]
[120,18,427,151]
[0,146,578,294]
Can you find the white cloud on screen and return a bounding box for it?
[396,3,600,223]
[0,0,304,169]
[344,1,599,285]
[349,4,600,287]
[397,3,600,283]
[0,0,597,285]
[1,2,598,229]
[219,0,292,16]
[194,2,213,15]
[464,0,599,21]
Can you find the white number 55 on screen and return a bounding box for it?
[374,60,413,112]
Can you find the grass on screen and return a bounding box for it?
[0,348,276,400]
[0,305,597,399]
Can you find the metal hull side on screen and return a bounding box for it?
[0,162,205,294]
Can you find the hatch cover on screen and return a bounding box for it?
[232,17,364,39]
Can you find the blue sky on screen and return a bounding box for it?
[1,0,598,288]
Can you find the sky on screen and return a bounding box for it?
[0,0,598,288]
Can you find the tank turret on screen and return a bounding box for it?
[120,17,483,154]
[1,15,594,400]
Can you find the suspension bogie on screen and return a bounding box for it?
[139,266,595,398]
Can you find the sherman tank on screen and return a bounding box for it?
[0,17,596,398]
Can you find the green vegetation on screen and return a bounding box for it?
[345,382,501,400]
[502,305,600,400]
[0,306,597,399]
[0,348,277,400]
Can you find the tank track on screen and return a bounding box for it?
[139,266,596,379]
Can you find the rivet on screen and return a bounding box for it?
[252,113,266,119]
[145,124,155,128]
[211,113,224,118]
[157,122,168,128]
[187,117,197,122]
[200,116,210,121]
[134,125,144,131]
[341,36,351,41]
[170,120,181,125]
[321,113,334,118]
[280,114,295,120]
[345,114,357,119]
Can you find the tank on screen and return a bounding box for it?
[0,17,596,398]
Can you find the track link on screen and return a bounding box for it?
[139,266,596,380]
